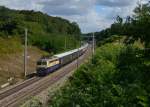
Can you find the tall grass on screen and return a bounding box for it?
[0,37,22,55]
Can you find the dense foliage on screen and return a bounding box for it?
[50,43,150,107]
[0,6,81,53]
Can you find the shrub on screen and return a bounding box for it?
[50,43,150,107]
[21,97,42,107]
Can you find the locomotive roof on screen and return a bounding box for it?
[38,56,58,62]
[54,43,88,58]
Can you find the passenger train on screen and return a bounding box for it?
[36,43,88,76]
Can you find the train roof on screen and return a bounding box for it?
[54,49,78,58]
[37,43,88,62]
[54,43,88,58]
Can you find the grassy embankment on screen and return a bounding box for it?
[0,37,48,85]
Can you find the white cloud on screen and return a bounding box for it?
[0,0,149,33]
[0,0,43,11]
[38,0,94,15]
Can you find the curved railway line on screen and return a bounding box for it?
[0,46,91,107]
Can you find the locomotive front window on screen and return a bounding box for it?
[37,61,47,65]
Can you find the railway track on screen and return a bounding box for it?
[0,77,41,100]
[0,46,91,107]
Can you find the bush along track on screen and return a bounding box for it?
[50,43,150,107]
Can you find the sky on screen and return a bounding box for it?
[0,0,149,33]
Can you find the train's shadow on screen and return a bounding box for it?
[26,73,37,79]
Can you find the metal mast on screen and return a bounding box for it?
[92,32,95,55]
[24,28,28,77]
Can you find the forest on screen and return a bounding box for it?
[0,6,81,54]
